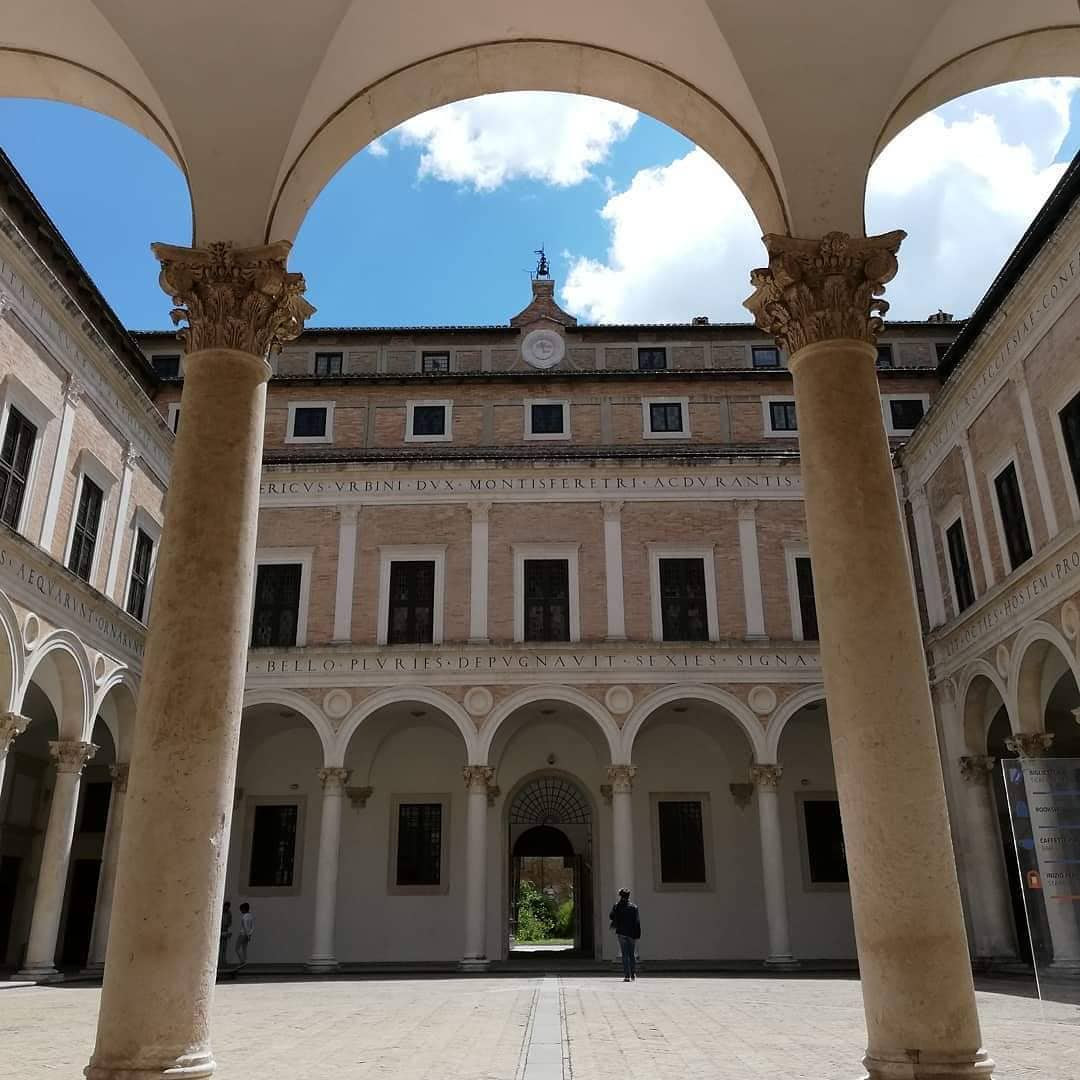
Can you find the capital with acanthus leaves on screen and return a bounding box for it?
[606,764,636,793]
[49,740,97,774]
[1005,732,1054,759]
[750,763,783,791]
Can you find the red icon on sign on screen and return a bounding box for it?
[1027,870,1042,890]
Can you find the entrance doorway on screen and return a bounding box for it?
[508,775,594,957]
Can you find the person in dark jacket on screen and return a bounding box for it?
[609,888,641,981]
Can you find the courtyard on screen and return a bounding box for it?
[3,974,1077,1080]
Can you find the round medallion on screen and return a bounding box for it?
[323,689,352,720]
[995,643,1011,679]
[464,686,494,717]
[22,614,40,649]
[521,329,565,370]
[1061,600,1080,641]
[604,686,633,715]
[748,685,777,716]
[93,654,109,685]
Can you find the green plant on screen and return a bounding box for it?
[515,881,556,942]
[553,899,575,939]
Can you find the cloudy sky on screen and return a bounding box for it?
[0,78,1077,328]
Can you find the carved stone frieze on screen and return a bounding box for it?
[744,230,906,353]
[49,740,97,774]
[958,756,995,784]
[151,240,315,357]
[1005,732,1054,759]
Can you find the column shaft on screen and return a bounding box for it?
[751,765,796,966]
[332,509,359,641]
[602,502,626,641]
[308,767,349,971]
[85,764,129,972]
[608,766,636,898]
[461,766,493,969]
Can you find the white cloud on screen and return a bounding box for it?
[367,137,389,158]
[392,92,637,191]
[562,79,1079,323]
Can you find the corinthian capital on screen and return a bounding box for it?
[463,765,496,793]
[0,712,30,752]
[750,764,783,791]
[744,230,906,354]
[606,764,636,794]
[49,740,97,774]
[958,756,995,784]
[151,240,315,357]
[1006,732,1054,759]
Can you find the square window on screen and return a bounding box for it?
[649,402,684,433]
[151,354,180,379]
[657,800,707,884]
[251,563,302,647]
[946,519,975,613]
[802,799,848,884]
[752,346,780,368]
[388,561,435,644]
[0,407,37,531]
[769,400,798,432]
[638,347,667,371]
[248,803,298,887]
[1059,390,1080,503]
[523,559,570,642]
[314,352,342,376]
[530,403,565,435]
[659,557,708,641]
[876,344,894,369]
[935,342,951,364]
[292,407,327,439]
[396,802,442,886]
[411,405,447,437]
[993,462,1032,570]
[888,398,926,432]
[421,352,450,374]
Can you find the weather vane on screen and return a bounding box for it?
[534,245,550,279]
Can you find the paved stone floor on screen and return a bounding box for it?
[2,974,1078,1079]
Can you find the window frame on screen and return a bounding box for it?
[512,543,581,643]
[523,398,571,442]
[647,544,719,642]
[762,395,798,438]
[63,450,116,587]
[165,402,181,434]
[795,791,850,892]
[1051,374,1080,524]
[882,393,930,436]
[986,451,1035,574]
[875,344,894,369]
[377,545,446,646]
[150,353,182,379]
[0,375,54,535]
[405,399,453,443]
[239,794,306,897]
[783,543,818,642]
[285,400,335,444]
[122,507,162,623]
[751,345,781,369]
[642,396,690,440]
[388,793,451,896]
[939,504,976,618]
[250,547,313,648]
[637,346,668,371]
[420,351,451,374]
[313,351,343,376]
[649,791,714,892]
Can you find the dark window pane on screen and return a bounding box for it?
[396,802,442,886]
[659,557,708,641]
[795,556,818,641]
[126,528,154,621]
[889,398,925,431]
[388,561,435,644]
[657,800,706,884]
[769,400,797,432]
[649,402,683,433]
[314,352,342,376]
[752,346,780,368]
[935,342,951,364]
[993,463,1032,569]
[946,520,975,613]
[68,477,104,582]
[524,559,570,642]
[1060,391,1080,503]
[79,782,112,834]
[876,344,894,369]
[251,563,302,646]
[421,352,450,373]
[151,355,180,378]
[412,405,446,436]
[803,799,848,883]
[249,804,298,887]
[638,347,667,371]
[292,407,327,438]
[0,408,36,531]
[530,403,565,435]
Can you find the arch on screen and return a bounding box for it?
[509,773,593,825]
[478,685,620,766]
[93,670,139,763]
[332,685,476,766]
[268,38,787,243]
[956,660,1013,750]
[1008,620,1080,733]
[0,590,23,714]
[242,688,337,765]
[763,684,828,763]
[620,684,765,763]
[16,629,92,740]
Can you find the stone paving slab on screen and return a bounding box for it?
[1,974,1077,1080]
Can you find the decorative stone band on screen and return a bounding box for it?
[49,739,97,774]
[0,711,30,752]
[1005,732,1055,759]
[743,230,906,353]
[606,764,637,794]
[109,763,130,793]
[958,756,996,784]
[318,767,351,793]
[750,763,783,790]
[151,240,315,357]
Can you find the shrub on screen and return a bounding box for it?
[553,899,575,939]
[515,881,556,942]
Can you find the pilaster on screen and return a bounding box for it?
[602,500,626,641]
[1010,367,1058,538]
[469,502,491,643]
[957,431,995,592]
[737,501,767,640]
[332,508,360,642]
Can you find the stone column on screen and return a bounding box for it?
[0,711,30,798]
[602,501,626,641]
[737,502,767,639]
[85,763,130,973]
[307,767,350,972]
[746,230,992,1079]
[958,432,995,592]
[957,757,1017,963]
[469,502,491,643]
[16,739,97,980]
[607,765,636,897]
[85,241,313,1080]
[461,765,494,970]
[909,485,947,628]
[1006,732,1080,969]
[332,507,359,642]
[39,375,82,553]
[104,444,138,601]
[750,764,797,967]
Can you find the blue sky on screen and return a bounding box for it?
[0,82,1077,330]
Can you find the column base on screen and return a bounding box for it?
[863,1048,994,1079]
[85,1049,216,1080]
[81,961,105,977]
[764,955,800,970]
[1047,958,1080,973]
[305,958,341,974]
[458,958,491,972]
[13,964,62,983]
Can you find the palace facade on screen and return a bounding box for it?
[1,145,1079,975]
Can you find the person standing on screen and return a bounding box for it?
[219,901,232,968]
[609,888,641,982]
[235,902,254,966]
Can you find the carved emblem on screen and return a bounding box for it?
[521,328,565,370]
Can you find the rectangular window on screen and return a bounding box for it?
[125,528,154,622]
[523,559,570,642]
[0,407,36,530]
[946,519,975,613]
[889,398,926,431]
[659,557,708,641]
[314,351,342,376]
[151,354,180,378]
[803,799,848,884]
[935,342,951,364]
[421,352,450,374]
[251,562,302,647]
[248,803,299,887]
[291,406,327,439]
[657,800,707,884]
[388,560,435,644]
[68,477,104,582]
[638,347,667,371]
[411,404,447,437]
[396,802,442,886]
[993,462,1032,569]
[1059,390,1080,502]
[751,345,780,368]
[795,556,819,641]
[530,403,565,435]
[649,402,684,433]
[875,344,894,369]
[769,400,797,432]
[79,782,112,834]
